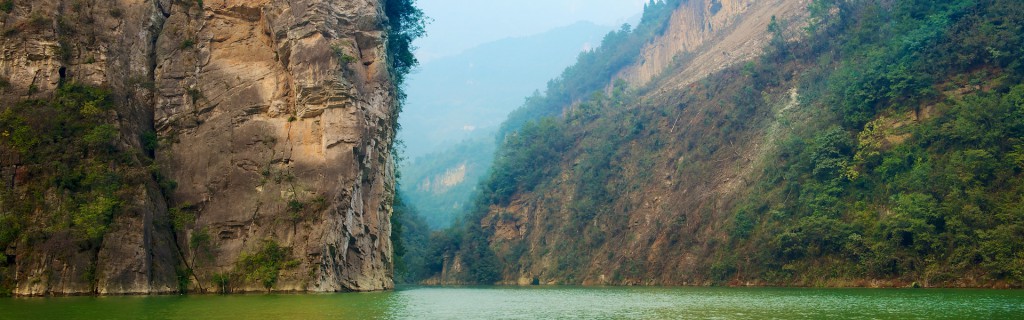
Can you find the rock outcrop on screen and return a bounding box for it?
[2,0,179,296]
[618,0,806,88]
[1,0,398,295]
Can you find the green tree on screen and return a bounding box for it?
[384,0,427,86]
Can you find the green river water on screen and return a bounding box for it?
[1,286,1022,319]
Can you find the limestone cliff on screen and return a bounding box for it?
[617,0,806,88]
[1,0,400,295]
[1,0,179,296]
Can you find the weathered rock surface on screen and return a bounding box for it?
[618,0,806,88]
[155,0,395,293]
[1,0,397,295]
[2,0,179,296]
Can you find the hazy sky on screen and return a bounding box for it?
[414,0,647,62]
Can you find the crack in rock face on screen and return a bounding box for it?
[1,0,397,295]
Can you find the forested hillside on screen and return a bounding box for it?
[400,22,610,158]
[415,0,1024,287]
[398,22,613,230]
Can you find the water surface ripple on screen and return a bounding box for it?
[1,286,1021,319]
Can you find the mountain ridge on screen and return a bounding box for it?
[400,21,611,158]
[414,0,1024,288]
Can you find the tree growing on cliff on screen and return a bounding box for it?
[384,0,427,87]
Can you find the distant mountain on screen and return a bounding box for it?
[399,134,496,229]
[399,21,611,159]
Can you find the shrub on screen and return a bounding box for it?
[187,88,202,103]
[0,1,13,13]
[211,272,230,294]
[83,124,119,148]
[141,131,158,155]
[176,266,191,293]
[237,239,299,291]
[383,0,426,86]
[169,205,196,230]
[73,196,120,240]
[330,45,358,65]
[188,227,215,277]
[0,83,153,246]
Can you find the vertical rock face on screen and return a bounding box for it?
[2,0,178,296]
[154,0,395,292]
[1,0,397,295]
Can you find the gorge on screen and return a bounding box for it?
[3,0,1024,302]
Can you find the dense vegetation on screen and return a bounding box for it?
[421,0,1024,287]
[391,193,433,283]
[498,0,682,138]
[384,0,426,89]
[734,0,1024,286]
[383,0,426,135]
[383,0,431,283]
[402,0,684,285]
[235,239,300,292]
[0,84,157,295]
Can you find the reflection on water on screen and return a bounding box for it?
[1,286,1022,319]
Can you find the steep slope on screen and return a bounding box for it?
[400,21,610,158]
[1,0,416,295]
[439,0,1024,288]
[399,23,611,229]
[618,0,805,88]
[472,0,808,286]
